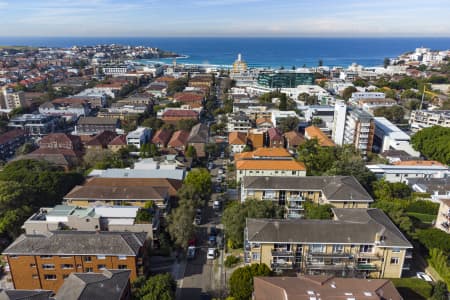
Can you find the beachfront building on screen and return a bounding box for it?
[257,70,314,88]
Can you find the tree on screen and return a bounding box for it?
[183,168,212,201]
[373,105,405,124]
[167,203,196,249]
[229,264,271,300]
[342,86,357,100]
[278,93,288,111]
[304,201,333,219]
[353,78,368,87]
[222,199,283,248]
[383,57,391,68]
[411,126,450,165]
[372,179,411,201]
[176,119,198,131]
[278,116,299,133]
[141,117,163,130]
[311,117,322,127]
[297,139,336,176]
[431,281,448,300]
[185,145,197,159]
[15,142,37,156]
[416,229,450,255]
[297,93,317,105]
[166,77,188,96]
[132,273,176,300]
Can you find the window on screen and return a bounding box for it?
[44,274,57,280]
[359,245,373,253]
[395,174,400,177]
[118,265,128,270]
[118,256,127,260]
[333,245,344,254]
[292,171,296,175]
[30,264,36,268]
[60,255,71,259]
[76,264,82,269]
[390,257,399,264]
[42,264,55,270]
[392,248,401,253]
[85,267,93,272]
[86,218,90,222]
[9,255,18,259]
[97,255,106,260]
[252,252,260,261]
[310,244,325,253]
[83,256,92,262]
[97,264,106,270]
[252,243,260,249]
[32,274,38,279]
[40,255,52,259]
[61,264,74,269]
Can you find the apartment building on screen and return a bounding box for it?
[236,160,306,183]
[305,126,335,147]
[409,110,450,132]
[245,208,413,278]
[0,129,28,161]
[367,161,449,183]
[126,127,152,149]
[253,276,403,300]
[343,109,375,156]
[228,131,247,154]
[227,112,253,133]
[0,88,26,110]
[75,117,120,135]
[3,231,147,292]
[373,117,419,156]
[187,123,209,158]
[436,199,450,233]
[242,176,373,218]
[22,205,159,240]
[8,114,63,137]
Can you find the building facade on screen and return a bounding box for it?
[245,208,413,278]
[409,110,450,132]
[257,71,314,88]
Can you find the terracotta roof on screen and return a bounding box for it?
[255,117,273,126]
[0,129,25,144]
[228,131,247,145]
[85,131,117,147]
[236,160,306,171]
[52,97,89,105]
[152,129,173,146]
[162,110,199,118]
[39,133,80,147]
[283,131,305,147]
[168,130,190,148]
[305,126,335,147]
[393,160,445,166]
[267,127,282,140]
[174,92,204,103]
[252,147,292,157]
[253,276,403,300]
[108,134,127,146]
[85,177,182,197]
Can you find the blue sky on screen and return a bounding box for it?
[0,0,449,37]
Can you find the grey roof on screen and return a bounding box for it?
[0,290,52,300]
[55,269,131,300]
[187,123,209,143]
[246,208,412,248]
[243,176,373,202]
[407,177,450,194]
[89,168,185,181]
[3,231,146,256]
[77,117,118,125]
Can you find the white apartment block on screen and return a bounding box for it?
[126,127,152,149]
[1,88,26,110]
[367,163,449,183]
[332,100,347,146]
[409,110,450,132]
[373,117,420,157]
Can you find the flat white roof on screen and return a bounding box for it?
[374,117,410,141]
[94,206,139,218]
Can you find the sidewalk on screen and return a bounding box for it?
[173,259,187,300]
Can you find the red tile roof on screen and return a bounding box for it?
[168,130,190,148]
[108,134,127,146]
[152,129,173,146]
[0,129,26,145]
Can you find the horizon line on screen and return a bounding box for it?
[1,36,450,39]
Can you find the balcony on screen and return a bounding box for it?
[271,262,294,269]
[286,211,303,219]
[287,202,303,209]
[306,263,354,270]
[356,264,378,271]
[358,252,380,259]
[288,195,303,202]
[272,249,294,257]
[309,252,353,259]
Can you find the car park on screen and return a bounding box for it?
[207,248,217,260]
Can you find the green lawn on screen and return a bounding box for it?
[407,212,436,224]
[391,278,433,300]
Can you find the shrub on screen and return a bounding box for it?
[224,255,241,268]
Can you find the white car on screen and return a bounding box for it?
[207,248,217,260]
[416,272,433,282]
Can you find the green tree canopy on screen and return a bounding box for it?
[167,201,196,249]
[411,126,450,165]
[166,77,188,96]
[132,273,176,300]
[183,168,212,201]
[229,264,271,300]
[304,201,333,219]
[373,105,405,124]
[342,86,357,100]
[222,199,283,248]
[278,116,299,133]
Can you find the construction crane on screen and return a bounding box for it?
[420,86,440,110]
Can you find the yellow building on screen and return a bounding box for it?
[242,176,373,218]
[231,53,248,74]
[245,208,413,278]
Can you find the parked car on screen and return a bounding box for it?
[187,246,196,259]
[216,177,222,183]
[208,235,217,247]
[194,215,202,225]
[208,162,214,170]
[207,248,218,260]
[215,185,222,193]
[218,168,224,175]
[417,272,433,282]
[213,200,221,210]
[209,226,217,236]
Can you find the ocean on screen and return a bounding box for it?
[0,37,449,68]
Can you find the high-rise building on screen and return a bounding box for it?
[332,100,347,146]
[257,70,314,88]
[343,109,375,156]
[0,88,26,110]
[232,53,248,74]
